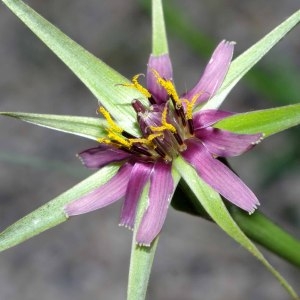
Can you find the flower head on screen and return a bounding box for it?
[65,40,262,246]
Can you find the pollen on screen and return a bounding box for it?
[151,69,182,109]
[98,107,123,133]
[120,74,152,99]
[150,104,177,133]
[98,106,132,148]
[183,93,202,120]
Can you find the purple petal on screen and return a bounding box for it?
[193,109,234,130]
[195,127,263,157]
[147,54,173,104]
[136,160,174,246]
[119,162,153,229]
[184,40,234,105]
[182,140,259,213]
[78,145,131,169]
[65,163,133,216]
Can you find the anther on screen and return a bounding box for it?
[131,144,152,157]
[187,119,194,135]
[178,106,187,127]
[173,132,184,146]
[132,99,147,114]
[154,145,168,160]
[122,130,137,139]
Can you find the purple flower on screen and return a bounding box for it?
[65,40,262,246]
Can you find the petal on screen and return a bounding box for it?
[136,160,174,246]
[65,163,133,216]
[78,145,131,169]
[182,140,259,213]
[184,40,234,105]
[147,53,173,104]
[119,162,153,229]
[193,109,234,130]
[195,127,263,157]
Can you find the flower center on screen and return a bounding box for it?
[98,72,199,163]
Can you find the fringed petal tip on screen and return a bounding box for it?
[136,241,151,247]
[252,133,265,145]
[118,222,134,231]
[248,202,260,215]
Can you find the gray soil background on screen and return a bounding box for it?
[0,0,300,299]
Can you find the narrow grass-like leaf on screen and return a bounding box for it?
[1,0,143,135]
[174,157,299,299]
[0,112,105,140]
[139,0,214,55]
[127,182,156,300]
[152,0,168,55]
[0,165,119,252]
[127,169,180,300]
[214,104,300,137]
[203,10,300,110]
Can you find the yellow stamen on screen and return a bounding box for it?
[97,137,112,144]
[182,93,202,120]
[147,132,164,141]
[97,107,132,148]
[150,104,177,133]
[120,74,152,98]
[98,107,123,133]
[107,131,132,148]
[151,69,182,109]
[129,133,162,146]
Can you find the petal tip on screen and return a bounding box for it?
[248,202,260,215]
[119,222,134,231]
[136,240,151,247]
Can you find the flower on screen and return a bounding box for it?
[65,40,262,246]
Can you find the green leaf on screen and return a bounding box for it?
[139,0,214,55]
[203,9,300,110]
[127,182,157,300]
[174,157,299,299]
[0,112,105,140]
[128,239,159,300]
[0,165,119,252]
[127,169,180,300]
[214,104,300,137]
[152,0,168,55]
[1,0,143,135]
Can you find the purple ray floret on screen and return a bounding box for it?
[184,40,234,104]
[182,140,260,213]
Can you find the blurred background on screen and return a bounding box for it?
[0,0,300,299]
